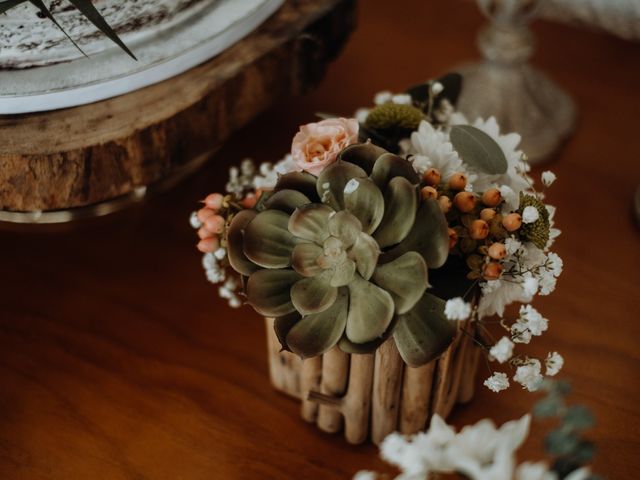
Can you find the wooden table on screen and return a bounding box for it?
[1,1,639,478]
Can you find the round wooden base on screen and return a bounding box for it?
[0,0,355,223]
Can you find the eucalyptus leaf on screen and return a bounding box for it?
[544,428,579,456]
[450,125,508,175]
[393,293,456,367]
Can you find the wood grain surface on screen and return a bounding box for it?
[0,0,354,211]
[1,0,639,478]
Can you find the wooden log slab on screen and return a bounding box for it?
[0,0,356,219]
[371,338,404,444]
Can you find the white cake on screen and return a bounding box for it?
[0,0,219,68]
[0,0,284,113]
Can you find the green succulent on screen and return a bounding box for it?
[227,143,456,366]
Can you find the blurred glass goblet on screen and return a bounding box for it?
[457,0,576,164]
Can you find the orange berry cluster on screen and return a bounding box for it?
[420,168,523,281]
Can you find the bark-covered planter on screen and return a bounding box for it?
[265,317,480,444]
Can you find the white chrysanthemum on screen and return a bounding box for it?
[520,305,548,336]
[514,360,543,391]
[511,322,532,344]
[541,171,557,187]
[484,372,510,392]
[545,352,564,376]
[405,121,469,181]
[444,297,472,321]
[522,206,540,224]
[469,117,531,198]
[490,337,515,364]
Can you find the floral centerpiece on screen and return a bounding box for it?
[191,73,564,443]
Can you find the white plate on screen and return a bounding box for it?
[0,0,284,114]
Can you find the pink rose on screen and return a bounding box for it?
[291,118,359,176]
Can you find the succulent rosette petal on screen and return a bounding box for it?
[228,142,455,365]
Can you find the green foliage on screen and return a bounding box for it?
[0,0,135,59]
[534,380,601,479]
[450,124,508,175]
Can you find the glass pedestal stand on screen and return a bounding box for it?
[457,0,576,165]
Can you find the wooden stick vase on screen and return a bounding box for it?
[264,316,480,445]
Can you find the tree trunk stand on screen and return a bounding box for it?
[0,0,356,223]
